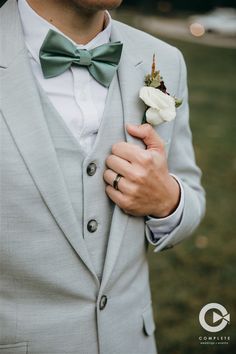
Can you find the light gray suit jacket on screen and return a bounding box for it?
[0,1,205,353]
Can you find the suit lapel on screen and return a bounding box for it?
[0,0,98,283]
[110,21,173,146]
[100,22,147,289]
[111,21,147,147]
[0,0,8,9]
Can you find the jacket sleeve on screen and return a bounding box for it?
[145,49,206,252]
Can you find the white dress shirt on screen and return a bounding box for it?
[18,0,184,243]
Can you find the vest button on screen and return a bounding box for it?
[87,219,98,233]
[87,163,97,176]
[99,295,107,310]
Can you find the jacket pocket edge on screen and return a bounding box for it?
[142,305,156,336]
[0,342,28,353]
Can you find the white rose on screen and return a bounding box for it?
[139,86,176,126]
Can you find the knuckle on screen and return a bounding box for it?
[122,195,138,215]
[129,184,140,197]
[159,138,165,150]
[121,196,132,211]
[106,154,113,166]
[134,170,147,184]
[128,170,137,183]
[105,185,111,194]
[104,169,111,181]
[142,152,153,164]
[111,143,118,155]
[144,123,153,134]
[112,142,123,155]
[138,174,146,185]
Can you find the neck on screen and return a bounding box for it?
[26,0,106,44]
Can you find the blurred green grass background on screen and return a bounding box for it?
[149,38,236,354]
[114,11,236,354]
[150,34,236,354]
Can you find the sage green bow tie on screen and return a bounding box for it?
[39,30,123,87]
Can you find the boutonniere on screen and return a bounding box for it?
[139,54,182,126]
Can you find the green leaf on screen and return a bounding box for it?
[150,78,161,88]
[175,98,183,108]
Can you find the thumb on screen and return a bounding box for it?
[126,123,164,150]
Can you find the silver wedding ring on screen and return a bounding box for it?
[113,174,122,191]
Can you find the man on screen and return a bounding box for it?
[0,0,205,353]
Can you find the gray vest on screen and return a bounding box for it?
[37,75,125,280]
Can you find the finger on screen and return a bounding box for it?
[104,169,122,188]
[103,169,133,194]
[126,123,164,150]
[105,154,133,177]
[111,141,143,163]
[105,185,125,209]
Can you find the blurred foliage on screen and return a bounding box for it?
[148,35,236,354]
[114,10,236,354]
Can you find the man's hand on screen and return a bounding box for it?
[104,124,180,217]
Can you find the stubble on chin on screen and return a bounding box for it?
[70,0,123,12]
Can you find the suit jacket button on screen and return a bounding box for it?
[99,295,107,310]
[87,163,97,176]
[87,219,98,233]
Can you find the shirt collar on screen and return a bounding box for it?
[18,0,112,63]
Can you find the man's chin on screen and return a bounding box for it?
[71,0,123,11]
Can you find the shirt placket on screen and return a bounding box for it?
[72,66,100,153]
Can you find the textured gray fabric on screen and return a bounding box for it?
[37,73,125,280]
[0,0,205,353]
